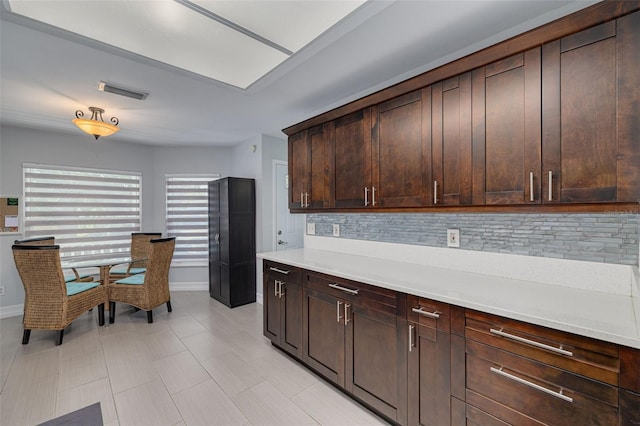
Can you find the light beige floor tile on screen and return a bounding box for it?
[233,381,318,426]
[58,326,102,360]
[143,329,187,361]
[0,348,59,425]
[102,332,159,394]
[201,351,265,397]
[173,379,248,425]
[58,347,108,391]
[251,349,318,397]
[113,378,182,426]
[166,315,207,338]
[153,350,210,395]
[181,330,234,362]
[56,377,118,424]
[221,331,275,363]
[291,381,390,426]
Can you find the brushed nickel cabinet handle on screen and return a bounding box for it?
[529,172,534,202]
[490,328,573,357]
[372,187,377,206]
[274,280,280,297]
[433,181,438,204]
[300,192,304,208]
[491,366,573,403]
[305,192,310,208]
[409,324,415,352]
[548,170,553,201]
[364,187,369,206]
[412,307,440,319]
[269,267,290,275]
[344,303,351,325]
[328,283,359,295]
[337,300,343,323]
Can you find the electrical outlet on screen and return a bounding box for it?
[307,222,316,235]
[332,224,340,237]
[0,286,4,296]
[447,229,460,248]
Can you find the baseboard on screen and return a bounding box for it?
[169,281,208,291]
[0,304,23,319]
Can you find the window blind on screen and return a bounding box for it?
[166,174,220,263]
[23,163,142,262]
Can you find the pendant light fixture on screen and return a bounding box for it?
[73,106,119,140]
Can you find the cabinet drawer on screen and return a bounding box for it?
[407,295,450,332]
[264,260,301,284]
[466,340,618,425]
[305,271,398,315]
[465,310,619,385]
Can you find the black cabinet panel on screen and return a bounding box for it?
[208,177,256,308]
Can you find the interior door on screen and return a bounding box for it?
[275,162,303,251]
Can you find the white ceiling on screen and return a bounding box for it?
[0,0,600,147]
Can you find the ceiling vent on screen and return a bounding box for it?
[98,81,148,100]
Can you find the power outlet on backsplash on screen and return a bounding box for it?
[307,223,316,235]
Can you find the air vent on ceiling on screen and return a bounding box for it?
[98,81,148,100]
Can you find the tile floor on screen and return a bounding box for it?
[0,291,390,425]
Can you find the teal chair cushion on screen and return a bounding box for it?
[66,281,100,296]
[64,273,94,283]
[111,266,146,275]
[115,273,146,285]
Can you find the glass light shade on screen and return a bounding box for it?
[72,118,119,139]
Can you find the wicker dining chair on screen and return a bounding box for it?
[12,244,106,345]
[14,236,95,283]
[108,237,175,324]
[109,232,162,281]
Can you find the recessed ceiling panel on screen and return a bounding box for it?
[191,0,366,52]
[7,0,299,88]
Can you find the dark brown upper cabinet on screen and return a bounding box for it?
[288,124,332,210]
[371,90,431,207]
[542,11,640,204]
[431,73,473,206]
[332,109,372,208]
[472,49,542,205]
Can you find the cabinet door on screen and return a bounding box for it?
[432,73,472,205]
[372,90,431,207]
[279,280,303,358]
[472,49,541,205]
[542,13,640,203]
[302,287,345,386]
[333,109,372,208]
[263,273,282,343]
[346,303,405,423]
[307,124,332,209]
[288,130,308,209]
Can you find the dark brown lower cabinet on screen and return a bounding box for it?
[407,296,452,426]
[262,260,640,426]
[302,271,407,425]
[262,261,303,358]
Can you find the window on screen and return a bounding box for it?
[23,163,142,262]
[165,174,220,264]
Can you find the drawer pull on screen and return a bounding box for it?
[490,328,573,357]
[409,324,415,352]
[412,307,440,319]
[269,267,290,275]
[328,283,359,295]
[490,366,573,403]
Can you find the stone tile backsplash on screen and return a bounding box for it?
[307,212,639,266]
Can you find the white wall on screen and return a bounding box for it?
[0,124,287,315]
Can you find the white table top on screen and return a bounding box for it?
[258,248,640,350]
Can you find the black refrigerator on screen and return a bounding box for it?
[208,177,256,308]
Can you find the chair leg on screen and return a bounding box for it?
[55,330,64,346]
[98,304,105,326]
[166,301,172,312]
[22,329,31,344]
[147,310,153,324]
[109,302,116,324]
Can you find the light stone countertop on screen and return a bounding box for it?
[258,248,640,350]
